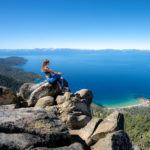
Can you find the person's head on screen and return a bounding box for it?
[42,59,50,71]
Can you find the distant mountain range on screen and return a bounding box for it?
[0,48,150,55]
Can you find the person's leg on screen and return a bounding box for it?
[51,74,60,79]
[52,74,64,88]
[48,74,64,90]
[59,76,64,88]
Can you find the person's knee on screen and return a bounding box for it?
[52,74,59,79]
[47,78,56,84]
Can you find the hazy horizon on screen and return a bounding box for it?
[0,48,150,51]
[1,48,150,51]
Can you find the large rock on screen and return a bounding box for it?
[91,130,132,150]
[56,92,72,105]
[70,118,102,143]
[67,114,91,129]
[0,106,71,148]
[0,104,16,110]
[57,91,92,129]
[17,82,37,100]
[79,118,102,141]
[31,142,85,150]
[18,80,69,107]
[0,86,17,105]
[18,81,93,130]
[75,89,93,105]
[35,96,54,108]
[0,133,43,150]
[18,82,59,106]
[133,145,141,150]
[90,111,124,145]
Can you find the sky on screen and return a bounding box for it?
[0,0,150,50]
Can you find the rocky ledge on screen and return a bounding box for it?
[0,80,134,150]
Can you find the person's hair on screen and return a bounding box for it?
[41,59,49,71]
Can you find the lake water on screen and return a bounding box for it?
[2,50,150,107]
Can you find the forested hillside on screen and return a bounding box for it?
[0,74,23,92]
[124,107,150,150]
[0,57,41,91]
[91,105,150,150]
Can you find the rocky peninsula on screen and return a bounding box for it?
[0,57,41,92]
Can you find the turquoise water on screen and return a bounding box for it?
[2,50,150,107]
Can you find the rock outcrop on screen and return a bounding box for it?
[70,118,102,142]
[91,130,132,150]
[0,106,70,149]
[0,133,43,150]
[18,79,69,106]
[90,111,124,145]
[35,96,55,108]
[0,79,134,150]
[69,111,127,149]
[56,91,92,129]
[75,89,93,105]
[32,142,85,150]
[0,86,17,105]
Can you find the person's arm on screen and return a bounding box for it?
[44,67,60,75]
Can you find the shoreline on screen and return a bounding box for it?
[94,98,150,110]
[1,56,150,110]
[108,98,150,109]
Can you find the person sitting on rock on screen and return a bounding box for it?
[41,59,63,90]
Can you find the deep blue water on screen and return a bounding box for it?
[2,50,150,107]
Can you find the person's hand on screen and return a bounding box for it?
[54,72,61,75]
[57,72,62,75]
